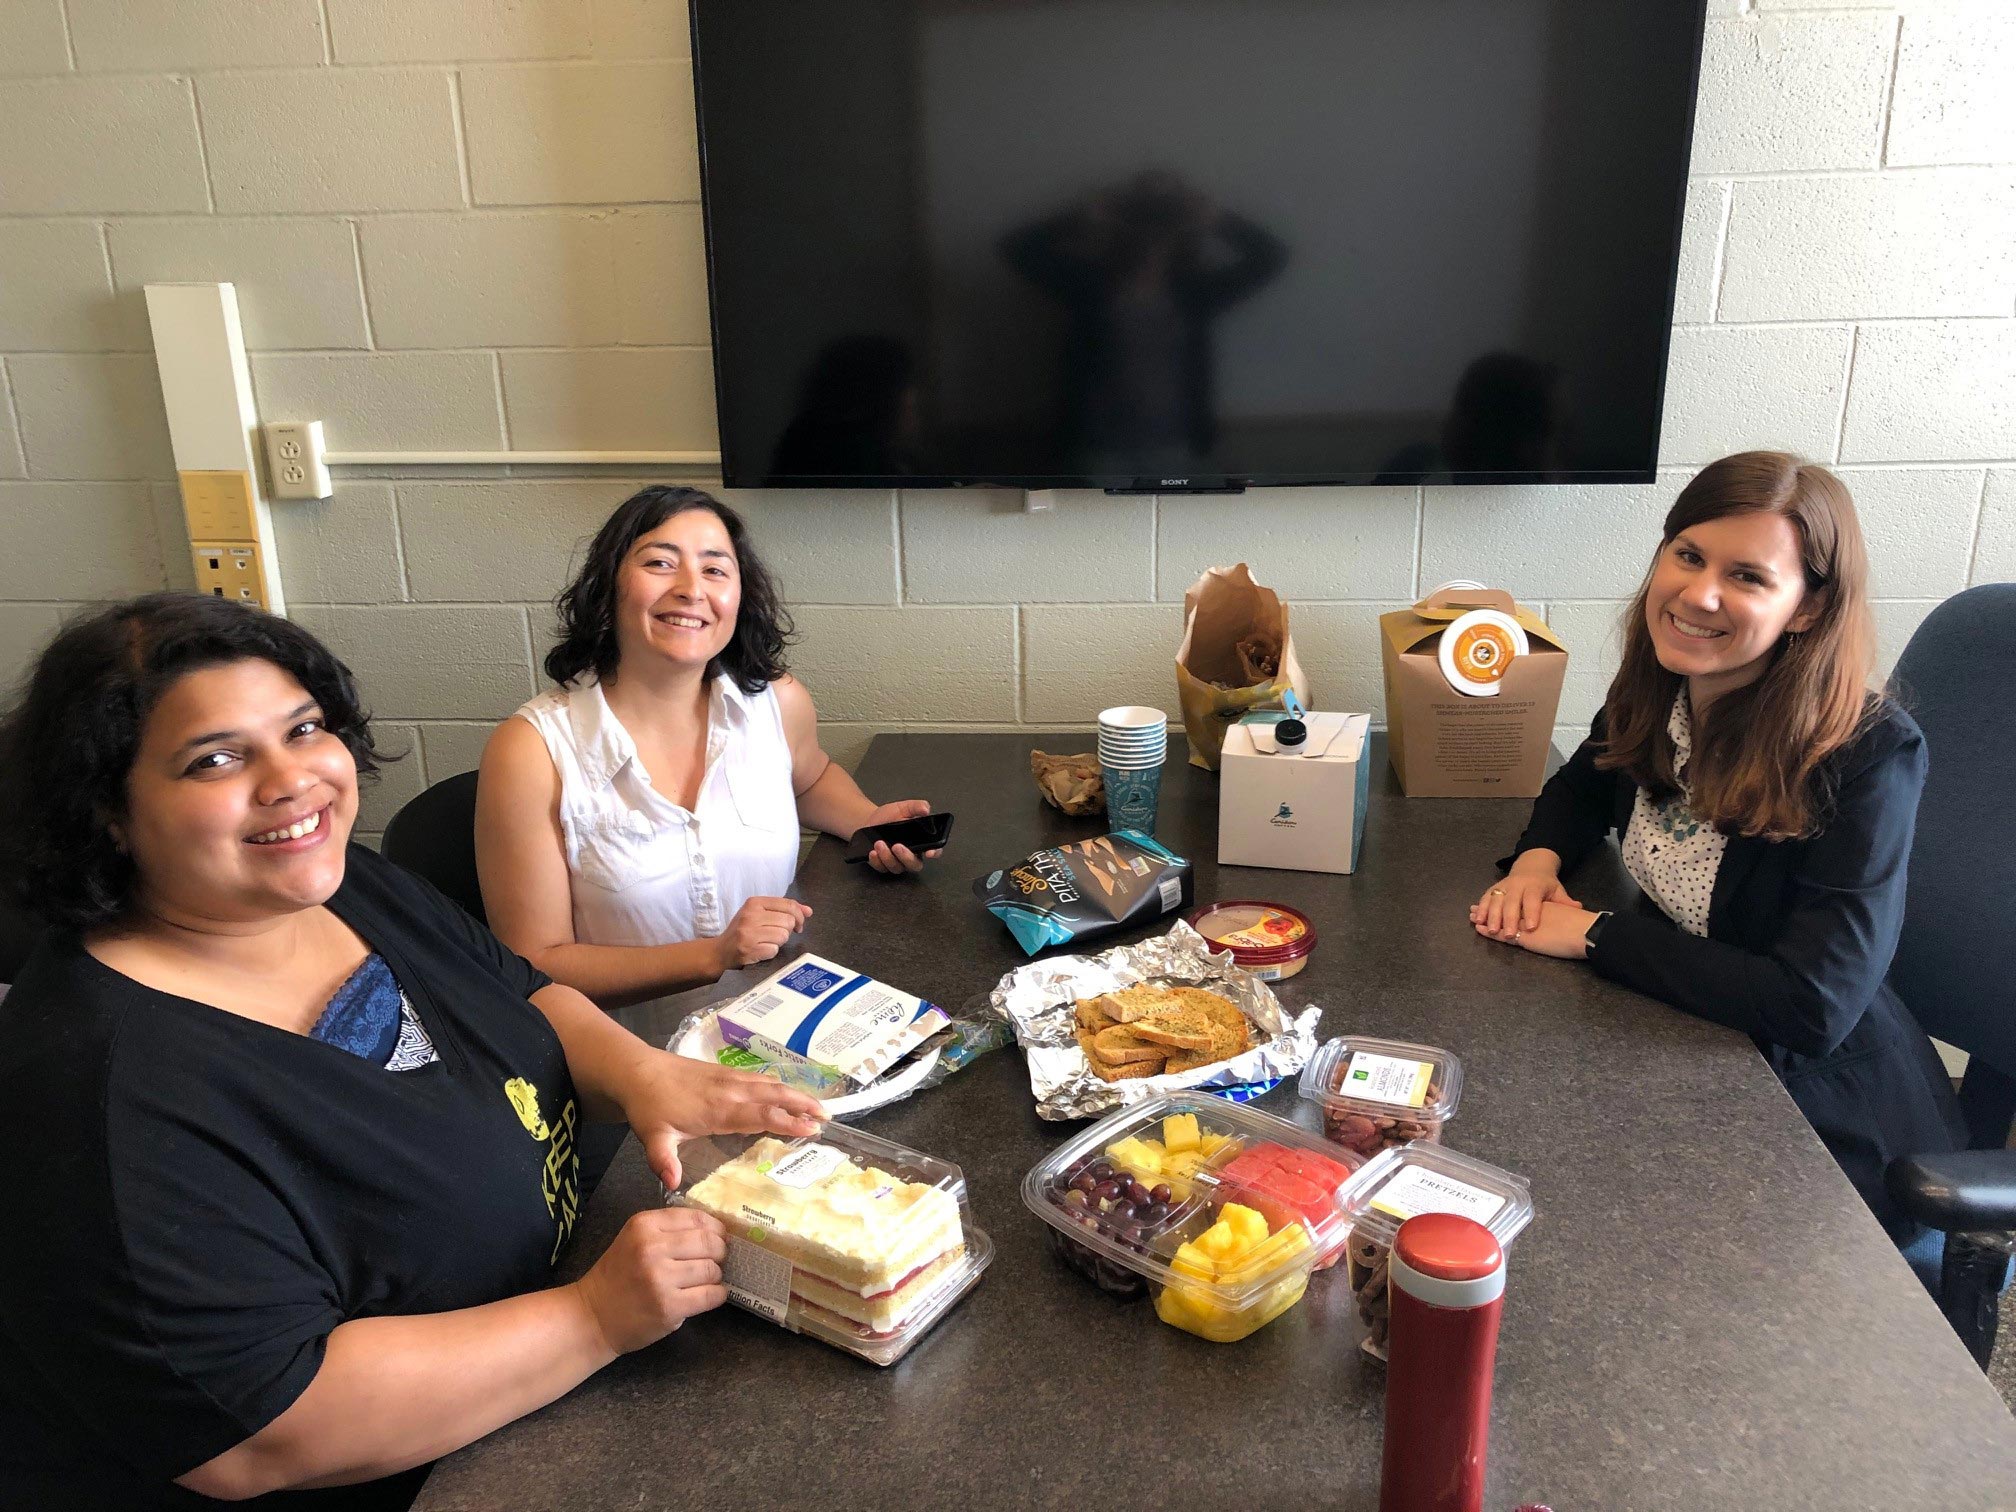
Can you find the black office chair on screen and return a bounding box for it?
[381,769,488,926]
[1884,583,2016,1368]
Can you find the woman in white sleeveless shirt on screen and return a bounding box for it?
[474,487,937,1008]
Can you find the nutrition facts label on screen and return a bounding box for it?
[722,1235,794,1325]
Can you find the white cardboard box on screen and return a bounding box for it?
[1218,713,1372,875]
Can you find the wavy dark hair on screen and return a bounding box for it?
[0,592,385,932]
[544,486,793,694]
[1598,451,1877,841]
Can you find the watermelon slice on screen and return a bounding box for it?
[1215,1143,1355,1245]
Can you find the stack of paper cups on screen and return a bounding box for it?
[1097,706,1168,832]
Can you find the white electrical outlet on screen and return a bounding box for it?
[263,420,333,500]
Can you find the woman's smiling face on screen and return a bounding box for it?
[118,658,358,927]
[611,507,742,675]
[1643,510,1819,699]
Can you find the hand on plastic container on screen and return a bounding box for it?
[1469,868,1579,941]
[572,1207,730,1356]
[861,799,942,875]
[710,895,811,975]
[623,1050,824,1190]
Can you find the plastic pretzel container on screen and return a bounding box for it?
[1340,1142,1531,1364]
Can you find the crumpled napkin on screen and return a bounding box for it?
[1031,750,1105,816]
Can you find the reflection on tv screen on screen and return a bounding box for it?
[694,0,1707,489]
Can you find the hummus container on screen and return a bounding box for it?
[1187,900,1316,981]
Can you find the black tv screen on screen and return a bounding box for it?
[692,0,1706,490]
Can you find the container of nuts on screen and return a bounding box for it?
[1298,1034,1464,1156]
[1342,1142,1531,1364]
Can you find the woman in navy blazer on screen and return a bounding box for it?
[1473,453,1963,1240]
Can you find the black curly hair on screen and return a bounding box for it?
[0,592,385,932]
[544,485,794,694]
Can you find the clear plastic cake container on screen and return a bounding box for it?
[1299,1034,1465,1156]
[1341,1141,1532,1365]
[1023,1091,1382,1342]
[667,1122,992,1366]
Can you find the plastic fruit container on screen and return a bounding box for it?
[666,1122,992,1367]
[1299,1034,1464,1156]
[1187,900,1316,982]
[1341,1142,1531,1364]
[1024,1091,1374,1342]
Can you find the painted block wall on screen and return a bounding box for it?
[0,0,2011,840]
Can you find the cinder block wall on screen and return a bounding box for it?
[1,0,2012,842]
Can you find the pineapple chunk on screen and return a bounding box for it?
[1218,1224,1312,1287]
[1170,1240,1214,1281]
[1196,1223,1240,1261]
[1221,1202,1270,1248]
[1104,1136,1163,1179]
[1162,1149,1205,1201]
[1154,1203,1316,1342]
[1162,1113,1201,1154]
[1199,1131,1233,1157]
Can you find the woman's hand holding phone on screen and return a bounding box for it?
[850,800,948,874]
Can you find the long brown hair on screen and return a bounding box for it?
[1596,451,1877,840]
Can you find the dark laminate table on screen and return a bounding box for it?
[415,734,2016,1512]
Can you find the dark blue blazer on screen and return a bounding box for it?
[1511,701,1965,1238]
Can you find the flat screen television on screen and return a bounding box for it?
[691,0,1707,491]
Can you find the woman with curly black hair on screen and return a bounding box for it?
[475,486,937,1010]
[0,593,820,1511]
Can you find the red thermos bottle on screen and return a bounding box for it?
[1377,1212,1505,1512]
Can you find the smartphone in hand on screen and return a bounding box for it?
[843,812,955,864]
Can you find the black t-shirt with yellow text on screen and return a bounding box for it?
[0,845,581,1511]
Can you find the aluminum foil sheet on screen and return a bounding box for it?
[990,920,1321,1120]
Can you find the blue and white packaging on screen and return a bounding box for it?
[715,955,950,1092]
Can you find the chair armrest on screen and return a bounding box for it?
[1885,1150,2016,1233]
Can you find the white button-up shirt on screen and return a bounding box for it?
[512,674,800,950]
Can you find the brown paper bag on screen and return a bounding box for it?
[1175,563,1310,770]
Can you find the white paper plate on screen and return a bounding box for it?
[668,1008,941,1120]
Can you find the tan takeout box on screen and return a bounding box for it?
[1379,585,1568,798]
